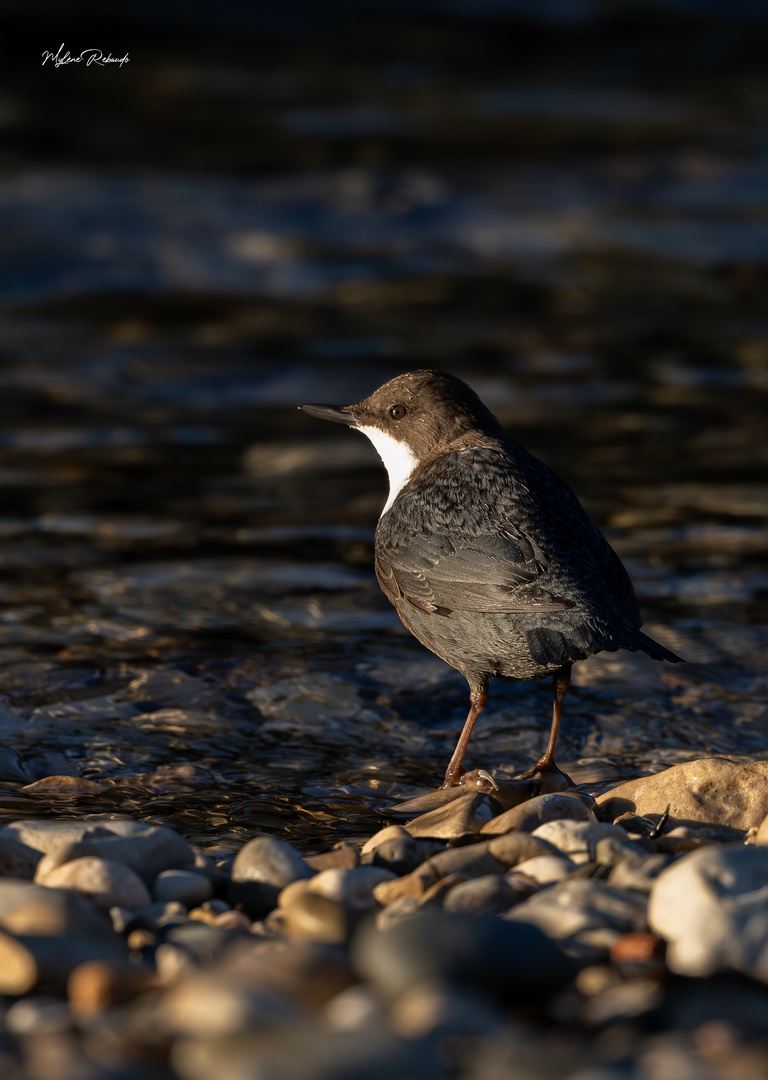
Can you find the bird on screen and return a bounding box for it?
[299,369,682,788]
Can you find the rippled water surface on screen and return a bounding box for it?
[1,2,766,852]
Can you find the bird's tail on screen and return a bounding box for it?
[634,630,683,664]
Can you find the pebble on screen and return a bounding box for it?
[0,930,127,994]
[305,842,360,871]
[442,874,519,916]
[228,836,313,919]
[67,960,156,1017]
[154,870,214,907]
[39,857,152,911]
[512,853,575,885]
[353,910,576,1003]
[531,818,626,863]
[306,866,397,911]
[0,819,115,853]
[0,879,114,937]
[360,824,410,855]
[596,758,768,831]
[480,792,594,835]
[648,843,768,979]
[506,878,648,956]
[422,841,507,881]
[161,972,297,1036]
[361,835,447,876]
[607,853,672,893]
[280,891,350,944]
[486,831,561,865]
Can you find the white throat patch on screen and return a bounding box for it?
[357,425,419,517]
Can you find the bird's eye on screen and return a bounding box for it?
[389,404,408,420]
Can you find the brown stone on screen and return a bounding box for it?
[422,842,504,881]
[280,892,349,944]
[372,869,433,906]
[304,842,360,872]
[0,880,112,937]
[486,832,560,866]
[418,872,467,907]
[68,960,156,1017]
[596,758,768,831]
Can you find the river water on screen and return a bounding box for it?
[0,2,766,853]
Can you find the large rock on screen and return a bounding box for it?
[648,843,768,980]
[596,758,768,831]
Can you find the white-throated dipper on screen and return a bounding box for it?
[300,370,682,787]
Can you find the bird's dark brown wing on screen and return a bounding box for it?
[375,520,573,615]
[374,444,627,621]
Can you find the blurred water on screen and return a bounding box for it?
[0,2,766,851]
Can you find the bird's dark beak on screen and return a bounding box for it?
[298,403,358,427]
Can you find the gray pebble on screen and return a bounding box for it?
[361,835,447,876]
[443,874,519,916]
[154,870,213,907]
[229,836,312,919]
[512,853,575,885]
[607,854,671,893]
[506,878,648,948]
[165,921,247,963]
[353,910,576,1003]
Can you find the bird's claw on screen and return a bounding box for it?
[456,768,499,790]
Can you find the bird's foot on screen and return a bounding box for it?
[515,759,574,792]
[441,767,498,790]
